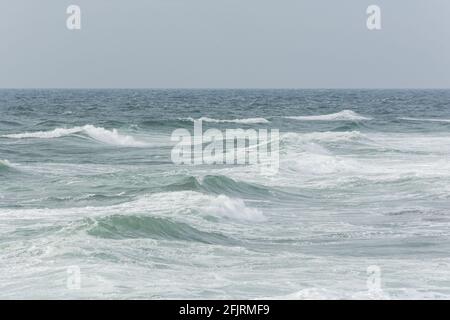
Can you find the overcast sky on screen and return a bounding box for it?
[1,0,449,88]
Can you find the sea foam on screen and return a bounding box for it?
[399,117,450,123]
[282,131,365,143]
[123,191,266,222]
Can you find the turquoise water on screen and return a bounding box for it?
[1,89,450,299]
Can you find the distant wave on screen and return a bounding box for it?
[399,117,450,123]
[0,159,15,171]
[0,159,20,175]
[2,125,148,147]
[0,159,12,166]
[285,110,372,121]
[180,117,270,124]
[3,127,81,139]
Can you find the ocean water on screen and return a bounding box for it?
[1,89,450,299]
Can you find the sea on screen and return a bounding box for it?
[1,89,450,299]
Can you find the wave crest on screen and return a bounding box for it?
[86,215,233,244]
[204,194,265,221]
[180,117,270,124]
[0,159,15,171]
[2,125,148,147]
[286,110,372,121]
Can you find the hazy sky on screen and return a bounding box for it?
[1,0,449,88]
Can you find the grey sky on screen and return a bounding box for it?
[1,0,449,88]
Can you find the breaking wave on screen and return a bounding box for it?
[0,159,15,172]
[203,194,265,222]
[285,110,372,121]
[123,191,266,222]
[2,125,148,147]
[180,117,270,124]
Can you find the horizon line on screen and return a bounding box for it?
[1,87,450,90]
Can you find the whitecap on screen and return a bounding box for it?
[0,159,15,170]
[285,110,372,121]
[180,117,270,124]
[3,127,82,139]
[203,194,265,222]
[0,159,12,166]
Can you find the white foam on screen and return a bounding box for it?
[82,125,148,147]
[181,117,270,124]
[265,288,357,300]
[0,190,265,225]
[2,125,148,147]
[3,127,82,139]
[0,159,11,166]
[130,192,265,222]
[284,150,360,176]
[368,133,450,154]
[266,287,450,300]
[399,117,450,123]
[286,110,372,121]
[0,159,14,169]
[204,195,265,221]
[282,131,364,143]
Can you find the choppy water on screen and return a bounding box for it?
[1,89,450,299]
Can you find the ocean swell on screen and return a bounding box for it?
[86,215,234,244]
